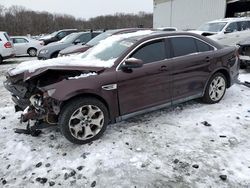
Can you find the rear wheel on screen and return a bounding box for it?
[202,73,227,104]
[27,48,37,57]
[59,97,109,144]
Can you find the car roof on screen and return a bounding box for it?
[125,31,223,49]
[105,28,151,35]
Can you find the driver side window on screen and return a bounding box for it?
[130,40,168,64]
[225,22,239,33]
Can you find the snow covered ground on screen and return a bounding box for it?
[0,58,250,187]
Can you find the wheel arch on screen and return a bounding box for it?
[203,68,231,96]
[60,93,111,120]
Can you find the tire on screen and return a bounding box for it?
[27,48,37,57]
[202,73,227,104]
[59,97,109,145]
[51,52,59,59]
[240,61,247,69]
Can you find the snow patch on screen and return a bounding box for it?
[68,72,97,80]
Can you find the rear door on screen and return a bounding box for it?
[117,39,173,115]
[169,36,216,101]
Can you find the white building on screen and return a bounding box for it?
[153,0,250,30]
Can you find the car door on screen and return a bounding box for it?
[169,36,216,101]
[12,38,29,55]
[117,39,172,115]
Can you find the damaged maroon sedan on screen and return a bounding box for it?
[4,31,239,144]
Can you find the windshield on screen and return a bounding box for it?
[60,33,78,43]
[197,22,227,32]
[81,38,135,62]
[50,31,58,37]
[87,32,112,46]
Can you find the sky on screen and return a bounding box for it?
[0,0,153,20]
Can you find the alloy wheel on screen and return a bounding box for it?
[208,76,226,102]
[68,105,104,140]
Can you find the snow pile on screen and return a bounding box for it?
[9,30,153,76]
[68,72,97,80]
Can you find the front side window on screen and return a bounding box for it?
[171,37,197,57]
[77,33,92,43]
[225,22,239,33]
[57,31,67,39]
[130,40,167,64]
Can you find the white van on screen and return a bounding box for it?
[191,17,250,46]
[0,32,15,63]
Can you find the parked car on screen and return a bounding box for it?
[157,27,178,31]
[59,28,150,56]
[39,29,77,45]
[191,17,250,46]
[238,37,250,68]
[38,31,101,60]
[11,36,43,57]
[4,31,239,144]
[0,31,15,63]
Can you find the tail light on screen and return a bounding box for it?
[4,42,12,48]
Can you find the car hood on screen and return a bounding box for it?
[7,56,115,81]
[60,44,92,55]
[39,35,53,40]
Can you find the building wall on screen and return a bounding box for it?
[153,0,227,30]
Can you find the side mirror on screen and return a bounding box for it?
[224,29,233,34]
[121,58,143,70]
[74,39,81,45]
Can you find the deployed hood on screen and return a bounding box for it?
[8,55,115,80]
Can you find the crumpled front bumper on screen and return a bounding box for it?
[3,80,30,110]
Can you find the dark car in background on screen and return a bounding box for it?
[59,28,150,56]
[4,31,239,144]
[37,31,101,59]
[39,29,77,45]
[238,37,250,69]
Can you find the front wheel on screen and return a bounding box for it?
[59,97,109,144]
[202,73,227,104]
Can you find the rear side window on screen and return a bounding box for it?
[12,38,28,44]
[170,37,197,57]
[131,40,167,64]
[238,21,249,31]
[195,39,214,52]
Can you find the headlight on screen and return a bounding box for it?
[39,49,48,54]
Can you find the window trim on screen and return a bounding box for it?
[116,35,217,71]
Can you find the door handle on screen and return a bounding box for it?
[160,65,168,71]
[205,57,210,62]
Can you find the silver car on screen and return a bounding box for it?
[37,31,101,60]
